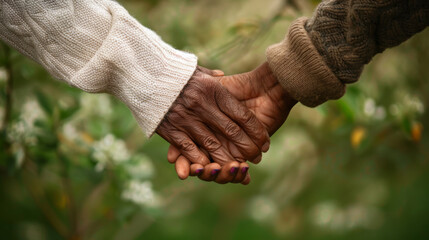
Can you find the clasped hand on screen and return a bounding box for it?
[157,63,297,184]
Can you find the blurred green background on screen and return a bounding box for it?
[1,0,428,239]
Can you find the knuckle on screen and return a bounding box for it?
[156,121,175,138]
[241,110,255,124]
[202,136,221,152]
[166,106,198,127]
[167,110,191,126]
[178,139,196,152]
[183,92,200,109]
[224,122,242,139]
[166,112,183,124]
[182,81,204,109]
[253,126,268,144]
[238,112,267,144]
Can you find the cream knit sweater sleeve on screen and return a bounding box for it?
[0,0,198,137]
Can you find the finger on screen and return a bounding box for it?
[216,133,245,162]
[197,66,225,77]
[241,173,251,185]
[232,162,250,183]
[215,87,270,153]
[249,154,262,164]
[190,164,204,176]
[157,121,210,165]
[175,156,190,180]
[198,163,221,182]
[167,145,181,163]
[214,161,240,184]
[168,102,249,162]
[200,106,261,161]
[174,120,236,166]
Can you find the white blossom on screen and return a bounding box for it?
[363,99,386,120]
[311,201,383,231]
[62,122,79,142]
[127,154,155,180]
[11,143,25,168]
[6,100,45,168]
[262,128,315,172]
[312,201,337,228]
[404,94,425,114]
[363,98,376,117]
[122,180,160,207]
[92,134,130,171]
[374,107,386,120]
[248,196,278,223]
[80,94,112,117]
[389,92,425,118]
[21,100,45,127]
[7,100,44,145]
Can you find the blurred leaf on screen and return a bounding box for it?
[87,120,109,139]
[401,117,412,135]
[59,105,80,122]
[411,122,423,143]
[37,132,58,149]
[35,91,54,116]
[27,146,55,167]
[34,119,52,131]
[228,22,259,36]
[351,126,366,149]
[167,19,189,50]
[0,2,428,240]
[337,99,355,122]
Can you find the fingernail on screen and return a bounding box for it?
[262,142,270,152]
[211,169,220,176]
[230,167,238,174]
[242,167,249,174]
[195,169,203,175]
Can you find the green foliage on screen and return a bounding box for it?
[1,0,429,240]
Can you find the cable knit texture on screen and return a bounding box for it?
[267,0,429,107]
[0,0,198,137]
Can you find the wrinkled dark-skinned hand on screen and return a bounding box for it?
[156,66,270,171]
[169,62,298,184]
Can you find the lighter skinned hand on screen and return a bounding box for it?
[156,66,270,172]
[169,62,297,184]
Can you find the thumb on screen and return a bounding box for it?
[197,66,225,77]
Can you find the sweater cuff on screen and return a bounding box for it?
[266,17,345,107]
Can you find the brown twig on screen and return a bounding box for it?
[210,0,301,62]
[79,168,116,239]
[21,157,69,238]
[285,0,300,11]
[78,181,109,237]
[56,151,79,239]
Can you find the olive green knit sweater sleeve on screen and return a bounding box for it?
[266,0,429,107]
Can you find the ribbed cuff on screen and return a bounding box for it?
[130,47,198,138]
[266,17,345,107]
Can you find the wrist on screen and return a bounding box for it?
[255,62,298,107]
